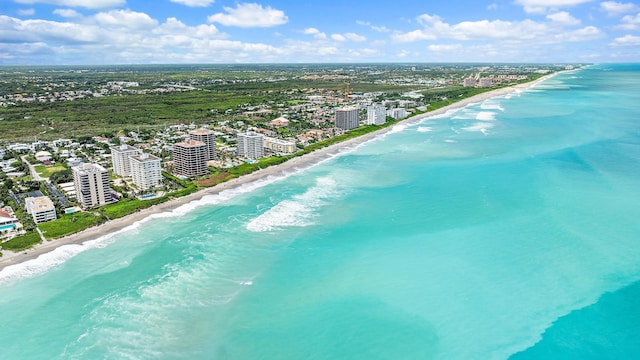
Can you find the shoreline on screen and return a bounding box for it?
[0,74,555,272]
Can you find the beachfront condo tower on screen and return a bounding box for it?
[335,106,360,130]
[110,144,141,177]
[237,131,264,160]
[72,163,113,208]
[189,128,216,161]
[129,152,162,191]
[366,105,387,125]
[173,139,208,178]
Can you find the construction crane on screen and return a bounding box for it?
[344,81,351,101]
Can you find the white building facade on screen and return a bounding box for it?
[111,144,141,177]
[263,137,296,154]
[73,163,113,208]
[387,108,408,120]
[237,131,264,159]
[366,105,387,125]
[25,196,57,223]
[129,153,162,190]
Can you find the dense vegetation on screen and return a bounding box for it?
[0,63,555,141]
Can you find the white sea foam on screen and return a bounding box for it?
[480,102,504,112]
[417,126,433,133]
[476,112,497,121]
[247,176,340,232]
[462,122,496,134]
[386,124,408,135]
[0,163,329,284]
[451,108,479,120]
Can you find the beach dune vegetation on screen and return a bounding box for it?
[0,232,42,252]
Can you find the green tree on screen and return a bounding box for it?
[50,169,72,184]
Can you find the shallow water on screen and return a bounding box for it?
[1,64,639,359]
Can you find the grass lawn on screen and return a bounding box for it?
[34,164,67,178]
[1,232,42,252]
[38,212,106,239]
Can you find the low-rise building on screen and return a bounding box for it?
[263,137,296,154]
[25,196,57,223]
[0,207,20,229]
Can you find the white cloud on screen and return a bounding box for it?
[609,34,640,46]
[94,10,158,30]
[617,12,640,30]
[546,11,581,25]
[17,8,35,16]
[514,0,594,14]
[0,13,306,64]
[53,8,81,18]
[487,3,498,10]
[600,1,638,16]
[170,0,215,7]
[357,20,390,33]
[0,15,101,43]
[392,13,600,44]
[345,32,366,42]
[332,32,366,42]
[391,29,437,42]
[14,0,125,9]
[303,27,327,40]
[346,48,380,58]
[557,25,603,41]
[207,3,287,28]
[428,44,463,52]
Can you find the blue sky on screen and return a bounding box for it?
[1,0,639,64]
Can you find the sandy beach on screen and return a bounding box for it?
[0,77,551,271]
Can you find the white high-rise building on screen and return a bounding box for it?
[111,144,140,177]
[237,131,264,159]
[366,105,387,125]
[73,163,113,208]
[387,108,408,120]
[189,128,216,161]
[335,107,359,130]
[129,153,162,191]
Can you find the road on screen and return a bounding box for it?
[21,155,42,181]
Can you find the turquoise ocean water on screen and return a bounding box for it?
[1,64,640,359]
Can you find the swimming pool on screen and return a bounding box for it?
[0,223,16,231]
[140,193,156,200]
